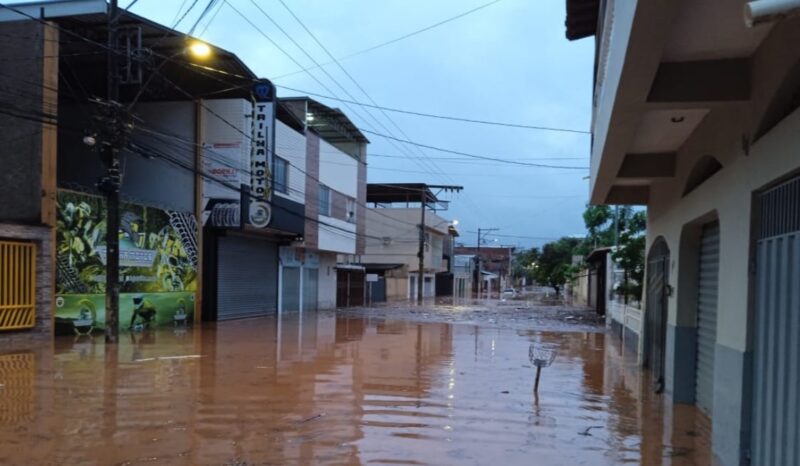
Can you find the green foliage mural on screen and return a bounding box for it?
[55,190,198,335]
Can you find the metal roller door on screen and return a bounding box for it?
[217,235,277,320]
[695,221,720,416]
[282,267,301,312]
[302,268,318,311]
[751,176,800,466]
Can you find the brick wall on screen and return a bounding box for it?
[0,21,48,224]
[356,154,367,255]
[304,133,320,248]
[0,223,54,347]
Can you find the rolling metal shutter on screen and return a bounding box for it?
[695,221,720,416]
[752,175,800,466]
[302,268,318,311]
[217,235,277,320]
[282,267,301,312]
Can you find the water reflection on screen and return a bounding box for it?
[0,312,709,465]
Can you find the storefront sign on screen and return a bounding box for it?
[249,80,275,229]
[202,142,245,228]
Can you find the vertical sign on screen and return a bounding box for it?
[249,79,276,228]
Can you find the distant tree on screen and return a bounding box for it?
[512,248,540,283]
[533,237,582,295]
[612,210,647,303]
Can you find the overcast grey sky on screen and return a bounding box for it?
[131,0,595,249]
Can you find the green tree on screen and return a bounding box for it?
[612,210,647,303]
[512,248,540,283]
[533,237,582,295]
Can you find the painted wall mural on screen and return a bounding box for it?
[55,190,198,335]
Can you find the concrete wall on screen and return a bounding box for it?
[59,101,197,213]
[0,20,54,224]
[643,73,800,466]
[318,218,357,255]
[275,120,306,205]
[319,139,357,198]
[317,252,337,310]
[363,208,450,273]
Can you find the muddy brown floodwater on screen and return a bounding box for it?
[0,311,710,465]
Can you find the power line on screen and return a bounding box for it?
[368,152,587,162]
[270,0,504,81]
[360,129,589,169]
[231,0,468,223]
[276,84,590,134]
[273,0,487,228]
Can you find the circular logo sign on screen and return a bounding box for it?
[249,201,272,228]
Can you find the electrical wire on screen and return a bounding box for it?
[270,0,504,81]
[276,84,590,134]
[359,129,589,169]
[272,0,487,227]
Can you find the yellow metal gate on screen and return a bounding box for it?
[0,241,36,330]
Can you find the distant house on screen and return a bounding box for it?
[362,183,457,301]
[453,246,514,296]
[453,255,477,299]
[566,0,800,464]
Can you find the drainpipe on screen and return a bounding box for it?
[744,0,800,27]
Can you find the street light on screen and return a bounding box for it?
[100,32,215,342]
[187,41,212,59]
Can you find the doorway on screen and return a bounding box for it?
[645,238,670,393]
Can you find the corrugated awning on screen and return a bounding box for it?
[565,0,600,40]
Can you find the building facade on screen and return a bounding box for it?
[362,184,457,301]
[567,1,800,464]
[453,246,514,296]
[0,0,367,342]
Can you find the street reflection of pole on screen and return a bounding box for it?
[101,342,119,441]
[474,325,478,362]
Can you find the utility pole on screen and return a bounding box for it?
[414,184,462,302]
[101,0,121,342]
[476,227,498,298]
[417,190,426,302]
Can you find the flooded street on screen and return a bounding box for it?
[0,305,709,465]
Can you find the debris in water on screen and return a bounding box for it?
[298,413,326,424]
[578,426,603,436]
[135,355,203,362]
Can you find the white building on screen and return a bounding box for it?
[566,0,800,464]
[276,98,368,311]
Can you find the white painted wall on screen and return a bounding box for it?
[202,98,250,195]
[317,252,337,309]
[318,217,356,255]
[318,139,358,198]
[275,120,306,204]
[646,106,800,352]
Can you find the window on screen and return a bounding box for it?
[319,185,331,216]
[274,157,289,194]
[346,197,356,223]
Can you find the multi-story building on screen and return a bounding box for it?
[276,97,368,310]
[362,184,457,301]
[0,0,367,342]
[566,0,800,464]
[453,245,514,296]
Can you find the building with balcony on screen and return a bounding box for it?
[277,97,368,310]
[362,184,457,301]
[566,0,800,464]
